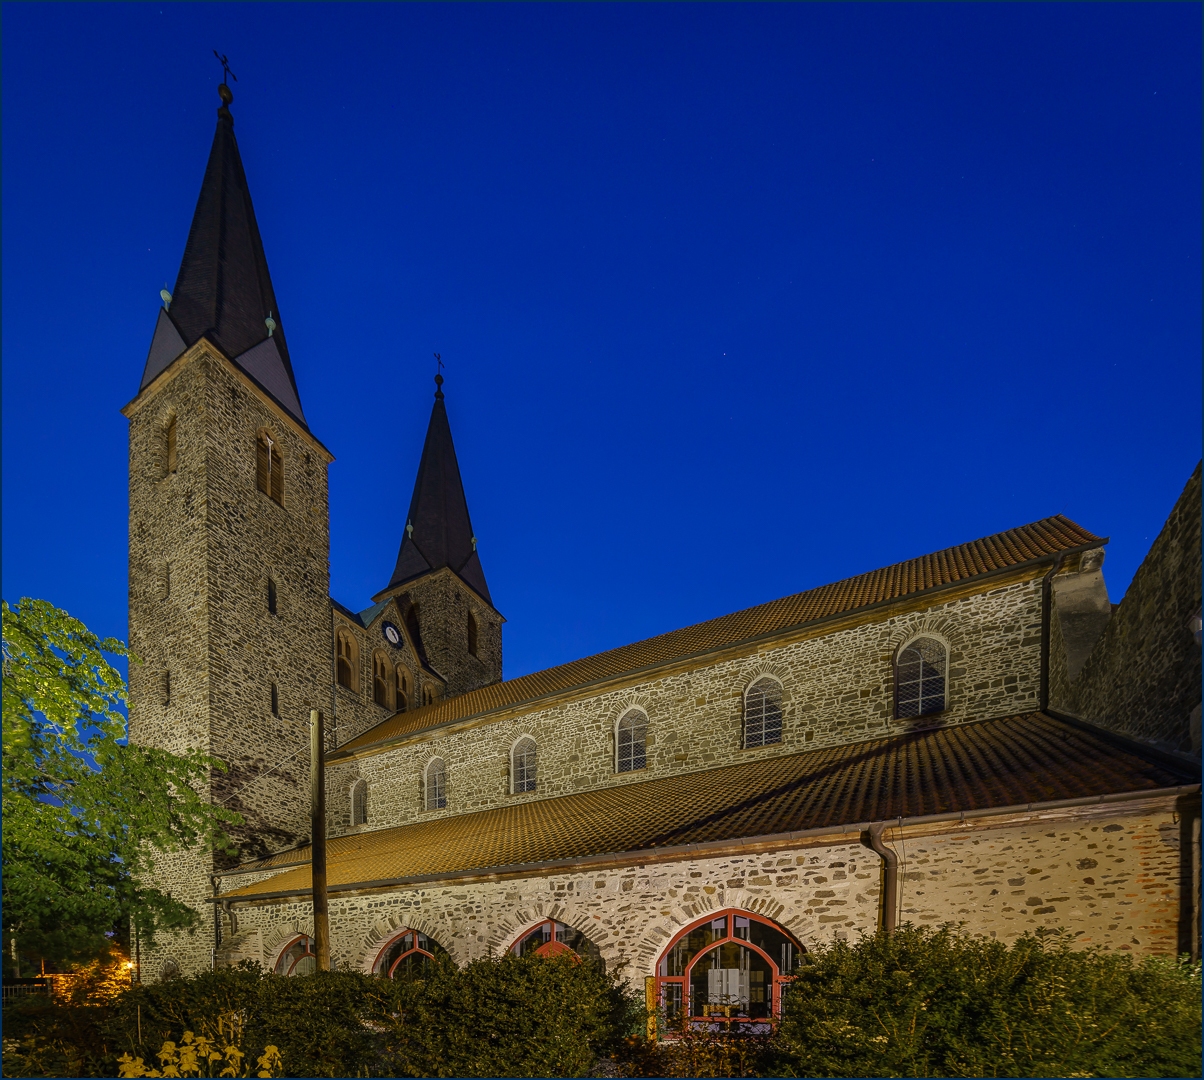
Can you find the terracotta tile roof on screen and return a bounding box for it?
[336,517,1104,756]
[224,713,1188,901]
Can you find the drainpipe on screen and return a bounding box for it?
[1039,552,1069,713]
[863,822,898,932]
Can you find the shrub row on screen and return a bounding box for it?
[3,927,1200,1078]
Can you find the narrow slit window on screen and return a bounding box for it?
[744,678,783,748]
[895,637,947,719]
[160,671,171,707]
[270,682,279,716]
[267,577,277,615]
[351,780,368,826]
[425,758,447,810]
[616,709,648,773]
[165,416,177,476]
[512,737,537,794]
[467,611,478,657]
[257,431,284,505]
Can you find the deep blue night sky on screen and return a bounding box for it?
[3,3,1200,681]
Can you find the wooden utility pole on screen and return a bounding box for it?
[310,709,330,970]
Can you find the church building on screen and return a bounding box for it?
[125,85,1202,1020]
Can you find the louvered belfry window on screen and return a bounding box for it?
[512,737,537,794]
[616,709,648,773]
[425,758,447,810]
[374,654,392,708]
[895,637,947,718]
[336,630,356,691]
[744,678,783,748]
[256,431,284,505]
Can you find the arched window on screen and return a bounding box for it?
[373,927,450,979]
[274,935,316,976]
[396,669,409,712]
[895,637,947,719]
[616,709,648,773]
[423,686,435,707]
[373,652,393,708]
[425,758,447,810]
[256,430,284,505]
[163,415,178,477]
[336,629,358,692]
[744,677,783,748]
[511,737,537,794]
[656,909,801,1030]
[350,779,368,826]
[467,610,479,657]
[510,919,603,968]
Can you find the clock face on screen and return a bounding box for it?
[382,621,402,647]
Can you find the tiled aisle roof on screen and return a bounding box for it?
[338,516,1103,755]
[225,713,1188,901]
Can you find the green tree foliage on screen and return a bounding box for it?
[768,924,1203,1078]
[2,598,240,971]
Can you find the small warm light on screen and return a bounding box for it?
[125,961,135,969]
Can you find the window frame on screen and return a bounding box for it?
[350,779,368,826]
[893,634,949,720]
[372,927,449,979]
[396,668,409,712]
[742,675,784,749]
[274,934,317,976]
[424,757,447,811]
[654,908,802,1033]
[615,707,649,774]
[510,735,538,794]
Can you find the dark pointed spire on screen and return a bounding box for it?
[140,82,306,426]
[380,377,492,604]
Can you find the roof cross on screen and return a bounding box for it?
[213,50,238,86]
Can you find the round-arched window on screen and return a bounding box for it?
[510,919,604,969]
[895,637,947,719]
[274,935,317,976]
[616,709,648,773]
[655,909,801,1029]
[511,737,537,793]
[373,927,450,979]
[744,678,783,748]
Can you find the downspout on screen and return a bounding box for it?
[863,822,898,932]
[1039,552,1069,713]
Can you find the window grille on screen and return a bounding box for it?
[744,678,782,748]
[895,637,946,718]
[616,709,648,773]
[512,737,537,793]
[351,779,368,826]
[425,758,447,810]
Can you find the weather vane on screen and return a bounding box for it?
[213,50,238,86]
[434,352,445,376]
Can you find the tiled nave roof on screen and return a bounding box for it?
[336,516,1104,756]
[223,712,1193,902]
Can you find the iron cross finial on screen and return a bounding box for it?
[213,50,238,85]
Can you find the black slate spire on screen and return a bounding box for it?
[140,83,306,426]
[381,375,492,604]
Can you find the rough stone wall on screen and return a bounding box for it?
[213,798,1184,987]
[326,576,1045,832]
[388,570,503,698]
[1052,464,1202,755]
[329,599,432,750]
[127,346,334,977]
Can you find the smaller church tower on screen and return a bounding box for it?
[373,376,503,697]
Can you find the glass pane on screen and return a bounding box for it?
[745,680,782,747]
[689,942,773,1019]
[663,916,728,976]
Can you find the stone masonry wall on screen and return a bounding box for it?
[1052,463,1202,755]
[325,576,1045,833]
[127,345,334,978]
[212,798,1184,988]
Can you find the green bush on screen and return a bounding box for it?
[383,951,636,1077]
[768,925,1203,1078]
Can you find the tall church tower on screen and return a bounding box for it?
[373,376,503,697]
[123,83,332,976]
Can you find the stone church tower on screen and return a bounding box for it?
[372,378,503,699]
[123,83,333,971]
